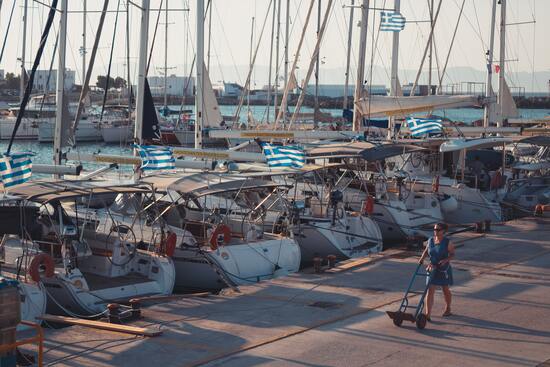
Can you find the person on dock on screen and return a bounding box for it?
[419,223,455,321]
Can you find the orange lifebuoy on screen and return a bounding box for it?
[164,231,177,257]
[363,195,374,216]
[432,175,440,193]
[28,253,55,282]
[490,170,503,190]
[209,224,231,250]
[534,204,550,216]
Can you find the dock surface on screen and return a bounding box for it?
[20,217,550,367]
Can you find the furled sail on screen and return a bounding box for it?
[202,64,224,128]
[355,94,480,118]
[498,78,519,120]
[142,78,160,141]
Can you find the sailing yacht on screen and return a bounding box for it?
[173,64,228,147]
[0,194,47,329]
[5,181,175,316]
[140,173,300,291]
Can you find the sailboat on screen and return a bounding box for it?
[139,172,301,291]
[0,194,47,329]
[173,64,228,147]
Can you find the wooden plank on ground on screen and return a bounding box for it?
[38,315,162,337]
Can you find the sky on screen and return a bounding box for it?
[0,0,548,92]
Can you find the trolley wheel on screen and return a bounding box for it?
[392,312,403,327]
[416,314,427,330]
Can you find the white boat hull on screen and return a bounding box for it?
[38,121,102,142]
[295,214,383,263]
[18,282,47,331]
[43,251,175,316]
[0,118,40,140]
[101,125,133,144]
[172,237,301,291]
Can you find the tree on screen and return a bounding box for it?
[96,75,116,90]
[113,77,127,89]
[5,72,20,90]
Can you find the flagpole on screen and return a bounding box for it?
[387,0,400,140]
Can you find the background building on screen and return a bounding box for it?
[148,75,194,97]
[32,69,76,92]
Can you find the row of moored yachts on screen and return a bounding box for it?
[1,136,549,330]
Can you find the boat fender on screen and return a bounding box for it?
[490,170,503,190]
[210,224,231,251]
[534,204,550,217]
[29,253,55,282]
[164,231,177,257]
[432,175,440,193]
[440,195,458,213]
[363,195,374,216]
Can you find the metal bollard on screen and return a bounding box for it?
[129,299,141,319]
[107,303,121,324]
[475,222,484,233]
[327,255,337,268]
[313,257,322,273]
[484,220,491,232]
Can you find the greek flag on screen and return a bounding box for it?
[406,117,443,137]
[0,152,34,188]
[380,11,406,32]
[133,145,175,170]
[260,143,305,169]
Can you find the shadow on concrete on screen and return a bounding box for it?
[339,323,540,366]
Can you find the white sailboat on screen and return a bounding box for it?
[6,181,175,316]
[141,172,301,291]
[0,195,47,329]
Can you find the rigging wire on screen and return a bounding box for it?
[0,0,16,65]
[100,0,122,122]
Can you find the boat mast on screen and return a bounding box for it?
[387,0,400,139]
[247,17,254,117]
[266,0,276,124]
[352,0,369,132]
[343,0,354,111]
[20,0,28,103]
[483,0,497,128]
[427,0,433,95]
[195,0,205,149]
[134,0,150,145]
[314,0,321,123]
[53,0,68,166]
[282,0,290,125]
[164,0,169,110]
[126,0,132,127]
[82,0,86,86]
[497,0,506,128]
[273,0,281,121]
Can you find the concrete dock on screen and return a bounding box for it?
[19,217,550,367]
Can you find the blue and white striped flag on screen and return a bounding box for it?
[406,117,443,137]
[260,143,305,169]
[133,145,175,170]
[380,11,406,32]
[0,152,34,188]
